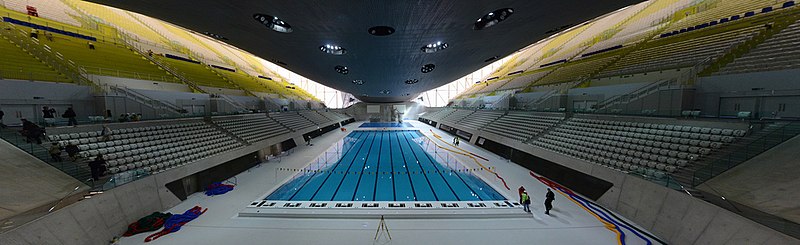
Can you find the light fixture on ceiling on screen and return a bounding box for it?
[473,8,514,30]
[253,14,293,33]
[202,32,228,41]
[421,41,448,53]
[335,65,349,75]
[352,80,364,85]
[379,90,392,95]
[404,79,419,85]
[320,44,347,55]
[421,64,436,73]
[368,26,395,36]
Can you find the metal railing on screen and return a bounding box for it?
[692,122,800,186]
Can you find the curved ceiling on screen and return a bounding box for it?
[88,0,643,103]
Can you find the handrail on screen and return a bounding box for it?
[81,65,178,83]
[692,122,800,186]
[106,85,184,113]
[594,79,676,110]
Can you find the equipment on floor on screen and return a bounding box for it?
[144,206,206,242]
[123,212,173,237]
[204,182,235,196]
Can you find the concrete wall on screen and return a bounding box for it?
[695,69,800,118]
[441,119,797,244]
[92,76,191,93]
[0,80,96,125]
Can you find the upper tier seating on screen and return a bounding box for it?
[214,115,289,144]
[535,56,619,85]
[0,30,70,82]
[36,32,176,82]
[482,111,564,141]
[530,117,746,178]
[717,20,800,75]
[47,120,244,175]
[269,112,315,131]
[156,55,236,89]
[3,0,82,27]
[497,71,550,91]
[598,25,764,77]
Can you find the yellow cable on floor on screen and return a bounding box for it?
[424,131,511,190]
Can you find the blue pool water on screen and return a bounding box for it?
[266,130,506,201]
[359,122,413,128]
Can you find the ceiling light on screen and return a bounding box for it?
[352,80,364,85]
[379,90,391,94]
[368,26,395,36]
[320,44,347,55]
[404,79,419,85]
[421,64,435,73]
[335,65,349,75]
[253,13,293,33]
[202,32,228,41]
[473,8,514,30]
[421,42,449,53]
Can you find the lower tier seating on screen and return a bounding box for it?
[214,115,289,144]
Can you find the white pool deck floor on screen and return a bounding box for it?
[118,120,661,245]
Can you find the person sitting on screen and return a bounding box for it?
[88,154,107,181]
[65,142,80,162]
[49,143,63,162]
[20,119,42,144]
[100,125,113,141]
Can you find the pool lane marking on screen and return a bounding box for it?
[286,131,366,201]
[331,132,382,201]
[530,171,656,245]
[426,130,511,190]
[348,130,381,201]
[403,132,461,201]
[394,131,419,201]
[308,131,372,201]
[400,131,441,201]
[370,132,384,201]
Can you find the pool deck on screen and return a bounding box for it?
[117,121,656,245]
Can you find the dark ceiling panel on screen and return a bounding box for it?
[87,0,644,103]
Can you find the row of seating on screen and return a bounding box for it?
[214,115,288,144]
[458,110,504,130]
[300,111,335,125]
[598,25,764,77]
[528,117,746,178]
[718,19,800,75]
[48,120,244,176]
[268,112,316,131]
[438,109,475,125]
[482,111,564,141]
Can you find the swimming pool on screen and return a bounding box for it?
[266,130,506,202]
[359,122,413,128]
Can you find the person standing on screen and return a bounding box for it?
[48,143,63,162]
[88,154,106,181]
[306,135,312,146]
[42,106,55,126]
[63,107,78,126]
[521,191,531,213]
[545,188,556,215]
[518,186,526,201]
